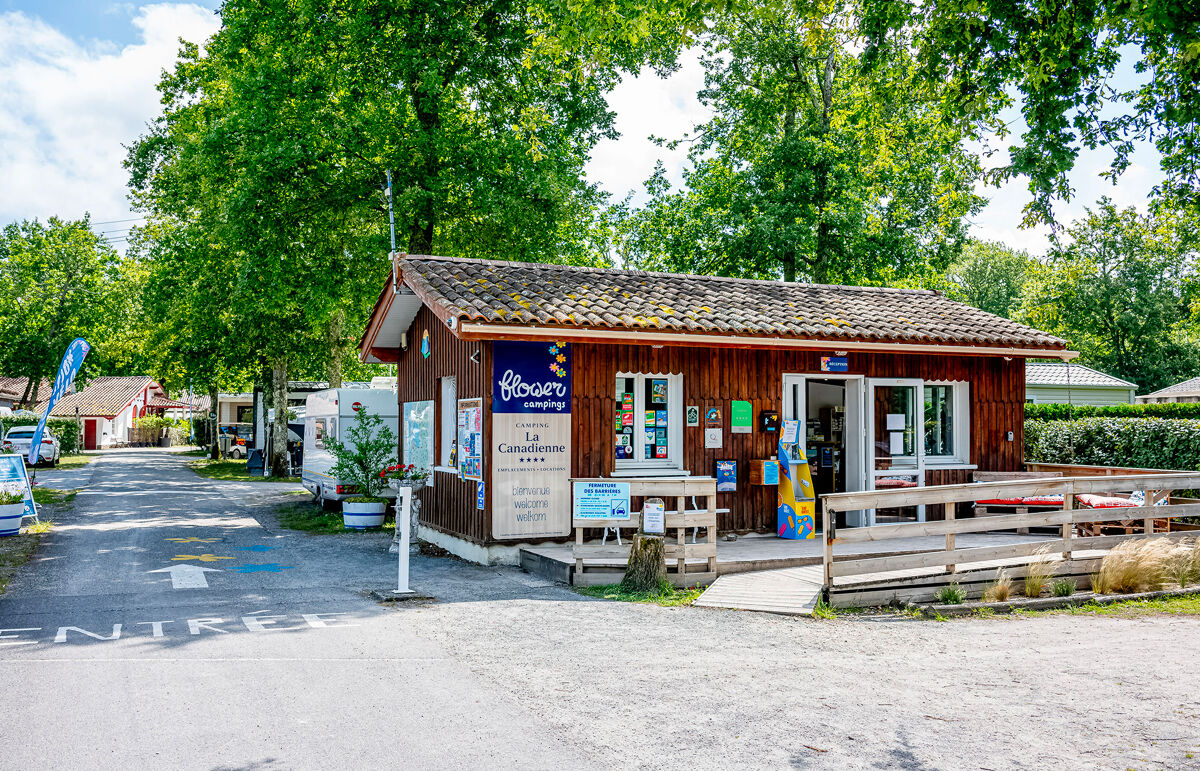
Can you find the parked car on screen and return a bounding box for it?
[3,426,60,467]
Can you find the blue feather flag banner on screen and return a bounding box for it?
[30,338,90,464]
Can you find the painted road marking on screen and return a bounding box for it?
[164,537,220,543]
[147,564,223,589]
[170,553,233,562]
[0,613,359,646]
[235,545,275,552]
[230,563,293,573]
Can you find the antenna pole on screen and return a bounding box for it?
[385,170,397,253]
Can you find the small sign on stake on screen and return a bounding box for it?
[642,498,665,535]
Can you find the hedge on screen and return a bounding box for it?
[1025,417,1200,470]
[1025,402,1200,421]
[0,417,84,455]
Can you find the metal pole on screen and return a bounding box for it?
[385,170,397,254]
[395,487,413,594]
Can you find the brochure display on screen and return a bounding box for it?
[776,419,816,539]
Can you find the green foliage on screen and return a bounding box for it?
[1025,418,1200,470]
[188,459,298,483]
[0,491,23,506]
[326,407,397,501]
[575,580,703,607]
[276,500,391,535]
[1051,578,1077,598]
[1018,201,1200,393]
[1025,402,1200,421]
[860,0,1200,222]
[618,4,982,285]
[934,582,966,605]
[943,240,1032,318]
[0,418,83,455]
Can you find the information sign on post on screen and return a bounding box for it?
[572,481,631,520]
[642,498,665,535]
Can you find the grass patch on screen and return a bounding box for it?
[575,580,704,607]
[0,531,42,594]
[1014,593,1200,618]
[188,459,299,483]
[53,454,95,470]
[934,582,965,605]
[983,570,1014,602]
[1051,577,1077,597]
[175,448,210,457]
[32,487,77,506]
[276,500,393,534]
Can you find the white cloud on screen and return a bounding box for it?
[0,4,220,244]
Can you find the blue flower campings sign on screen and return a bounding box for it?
[31,337,90,464]
[491,341,572,539]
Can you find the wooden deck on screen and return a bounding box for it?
[694,566,825,616]
[519,531,1053,588]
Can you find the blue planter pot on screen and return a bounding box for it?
[342,500,387,530]
[0,503,24,536]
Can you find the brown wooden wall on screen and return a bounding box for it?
[397,324,1026,543]
[571,345,1025,531]
[395,305,494,543]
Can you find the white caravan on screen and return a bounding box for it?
[301,388,399,508]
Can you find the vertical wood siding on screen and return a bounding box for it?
[395,305,493,543]
[397,324,1026,542]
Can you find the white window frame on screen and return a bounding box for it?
[613,372,685,475]
[923,380,971,467]
[437,376,457,473]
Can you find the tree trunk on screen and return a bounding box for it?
[622,534,667,592]
[327,308,345,388]
[269,359,289,477]
[208,386,219,459]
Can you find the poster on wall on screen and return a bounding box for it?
[491,340,572,540]
[731,400,752,434]
[715,460,737,492]
[403,400,435,481]
[686,405,700,427]
[457,397,483,481]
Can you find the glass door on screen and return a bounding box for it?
[867,378,925,524]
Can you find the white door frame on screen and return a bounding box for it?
[866,378,926,525]
[781,374,867,527]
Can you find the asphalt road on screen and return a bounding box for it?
[0,450,581,771]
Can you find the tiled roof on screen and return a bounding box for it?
[398,256,1068,351]
[1142,375,1200,399]
[39,376,156,418]
[146,396,192,410]
[0,377,52,404]
[1025,363,1135,389]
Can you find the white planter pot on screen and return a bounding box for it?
[342,500,387,530]
[0,502,24,536]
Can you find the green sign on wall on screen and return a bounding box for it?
[731,400,752,434]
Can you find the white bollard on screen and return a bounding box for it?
[394,487,414,595]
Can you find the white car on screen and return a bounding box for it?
[2,426,61,467]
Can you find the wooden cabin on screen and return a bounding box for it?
[359,254,1074,564]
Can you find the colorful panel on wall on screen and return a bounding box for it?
[402,400,435,478]
[457,397,483,481]
[715,460,737,492]
[491,341,572,540]
[731,400,752,434]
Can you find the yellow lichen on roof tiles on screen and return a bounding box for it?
[659,306,675,315]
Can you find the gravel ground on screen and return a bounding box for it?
[402,571,1200,770]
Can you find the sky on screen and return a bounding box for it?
[0,1,1164,257]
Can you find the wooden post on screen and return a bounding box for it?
[574,525,584,577]
[822,502,834,591]
[676,495,686,576]
[1061,492,1074,561]
[1143,489,1155,535]
[945,502,956,574]
[706,493,717,574]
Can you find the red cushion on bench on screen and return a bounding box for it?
[1076,493,1137,508]
[875,477,918,489]
[977,495,1063,506]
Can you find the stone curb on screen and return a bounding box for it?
[921,585,1200,618]
[366,588,436,603]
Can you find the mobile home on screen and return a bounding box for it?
[301,388,399,507]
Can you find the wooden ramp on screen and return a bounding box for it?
[693,565,824,616]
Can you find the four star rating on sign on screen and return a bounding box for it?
[517,456,548,463]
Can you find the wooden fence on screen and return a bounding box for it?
[820,472,1200,607]
[570,477,717,588]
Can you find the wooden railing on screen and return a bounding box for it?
[820,472,1200,606]
[1025,462,1190,477]
[570,477,717,587]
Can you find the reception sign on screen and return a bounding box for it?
[491,341,572,539]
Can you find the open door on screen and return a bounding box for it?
[867,378,925,524]
[782,374,867,529]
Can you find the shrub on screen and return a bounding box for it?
[1025,417,1200,471]
[1164,538,1196,588]
[326,406,396,502]
[0,418,83,455]
[1051,578,1076,597]
[1025,402,1200,421]
[1024,548,1056,597]
[1093,538,1181,594]
[983,571,1013,602]
[934,582,966,605]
